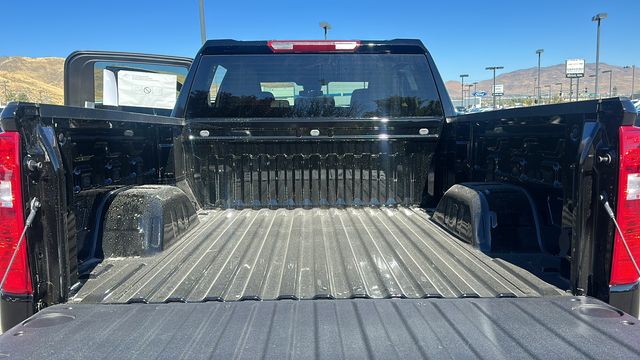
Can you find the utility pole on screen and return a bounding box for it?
[198,0,207,44]
[536,49,544,103]
[0,80,8,104]
[459,74,469,108]
[473,82,478,108]
[625,65,636,99]
[485,66,504,110]
[588,74,596,99]
[633,65,636,99]
[602,69,613,97]
[592,13,608,98]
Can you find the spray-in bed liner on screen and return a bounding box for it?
[72,207,564,303]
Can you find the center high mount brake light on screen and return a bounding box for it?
[267,40,361,53]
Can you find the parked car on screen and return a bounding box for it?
[1,39,639,358]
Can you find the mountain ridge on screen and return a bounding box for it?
[445,63,636,100]
[0,56,65,105]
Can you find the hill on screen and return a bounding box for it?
[445,63,636,100]
[0,56,64,105]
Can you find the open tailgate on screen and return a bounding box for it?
[1,297,639,358]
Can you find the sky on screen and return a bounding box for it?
[1,0,638,82]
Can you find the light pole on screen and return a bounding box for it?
[198,0,207,44]
[602,70,613,97]
[465,84,473,109]
[625,65,636,99]
[536,49,544,103]
[320,22,332,40]
[544,85,552,103]
[485,66,503,110]
[555,82,563,101]
[592,13,608,98]
[459,74,469,108]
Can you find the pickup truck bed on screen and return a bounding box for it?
[3,297,640,359]
[3,39,638,354]
[71,207,562,304]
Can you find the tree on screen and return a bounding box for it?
[4,89,30,102]
[14,92,29,102]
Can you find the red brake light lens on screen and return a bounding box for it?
[268,40,360,53]
[611,125,640,286]
[0,131,32,295]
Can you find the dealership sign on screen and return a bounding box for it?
[565,59,585,78]
[492,84,504,96]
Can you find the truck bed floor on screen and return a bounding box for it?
[72,207,563,304]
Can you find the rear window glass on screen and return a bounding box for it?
[186,54,443,119]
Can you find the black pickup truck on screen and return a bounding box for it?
[0,39,639,358]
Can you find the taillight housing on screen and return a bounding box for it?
[611,125,640,286]
[267,40,360,53]
[0,131,32,295]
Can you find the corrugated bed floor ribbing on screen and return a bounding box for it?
[72,207,564,304]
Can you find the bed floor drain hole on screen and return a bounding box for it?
[22,313,76,328]
[575,304,623,318]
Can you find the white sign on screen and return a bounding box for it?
[117,71,177,109]
[107,70,178,109]
[565,59,585,78]
[493,84,504,96]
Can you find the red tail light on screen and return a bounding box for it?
[268,40,360,53]
[0,131,32,295]
[611,125,640,286]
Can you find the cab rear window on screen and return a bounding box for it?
[186,54,443,119]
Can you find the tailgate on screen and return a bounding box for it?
[2,297,639,359]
